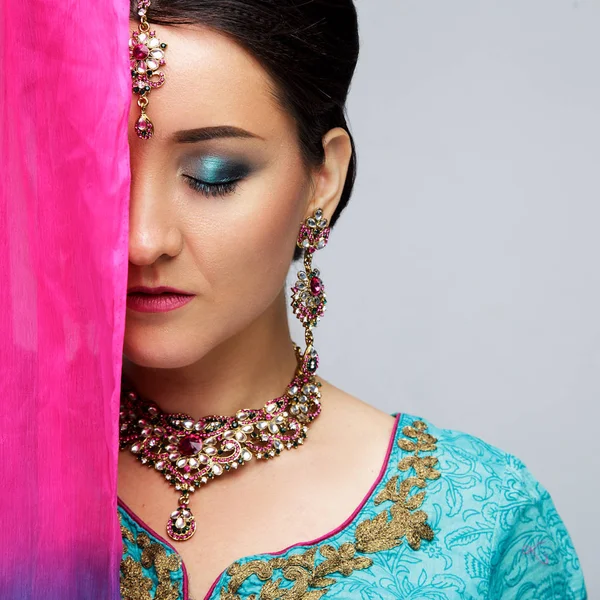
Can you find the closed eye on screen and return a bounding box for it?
[182,175,240,198]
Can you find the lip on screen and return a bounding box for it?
[128,286,192,295]
[127,286,196,313]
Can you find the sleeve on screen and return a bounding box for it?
[488,455,587,600]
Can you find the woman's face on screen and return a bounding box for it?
[125,23,313,368]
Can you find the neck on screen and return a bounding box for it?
[121,292,300,419]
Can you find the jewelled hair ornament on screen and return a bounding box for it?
[129,0,167,139]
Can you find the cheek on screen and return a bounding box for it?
[196,160,309,307]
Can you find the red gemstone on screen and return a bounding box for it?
[178,437,203,456]
[310,277,322,296]
[133,43,149,60]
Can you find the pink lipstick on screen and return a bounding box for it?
[126,286,195,313]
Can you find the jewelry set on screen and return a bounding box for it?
[121,0,331,542]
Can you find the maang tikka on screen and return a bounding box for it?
[129,0,167,139]
[118,209,331,542]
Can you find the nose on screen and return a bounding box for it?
[128,177,184,267]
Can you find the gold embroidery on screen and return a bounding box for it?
[355,419,441,553]
[119,512,183,600]
[222,419,440,599]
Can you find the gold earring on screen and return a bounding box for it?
[290,208,331,374]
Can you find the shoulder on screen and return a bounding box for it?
[398,412,507,466]
[387,412,588,599]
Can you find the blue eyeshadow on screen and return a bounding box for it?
[190,156,251,184]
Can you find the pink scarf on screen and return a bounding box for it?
[0,0,130,596]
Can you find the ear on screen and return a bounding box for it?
[305,127,353,223]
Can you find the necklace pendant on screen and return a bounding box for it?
[166,503,196,541]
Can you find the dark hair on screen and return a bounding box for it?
[132,0,359,261]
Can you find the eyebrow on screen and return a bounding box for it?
[173,125,264,143]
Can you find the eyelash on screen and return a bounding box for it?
[183,175,239,198]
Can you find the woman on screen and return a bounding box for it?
[117,1,587,598]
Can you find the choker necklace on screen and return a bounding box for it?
[119,343,322,541]
[119,206,331,542]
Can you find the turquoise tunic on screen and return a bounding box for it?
[118,412,587,599]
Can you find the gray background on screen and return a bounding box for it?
[288,0,599,593]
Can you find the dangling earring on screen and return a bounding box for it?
[290,208,331,374]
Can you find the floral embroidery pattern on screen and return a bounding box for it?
[220,420,440,599]
[117,413,587,599]
[120,512,183,600]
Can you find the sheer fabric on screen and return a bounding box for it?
[0,0,130,596]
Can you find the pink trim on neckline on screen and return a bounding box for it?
[118,412,403,600]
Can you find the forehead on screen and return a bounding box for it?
[133,22,288,139]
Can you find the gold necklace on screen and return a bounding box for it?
[119,342,322,541]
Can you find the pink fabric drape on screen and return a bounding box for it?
[0,0,130,597]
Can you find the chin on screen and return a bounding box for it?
[122,329,206,370]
